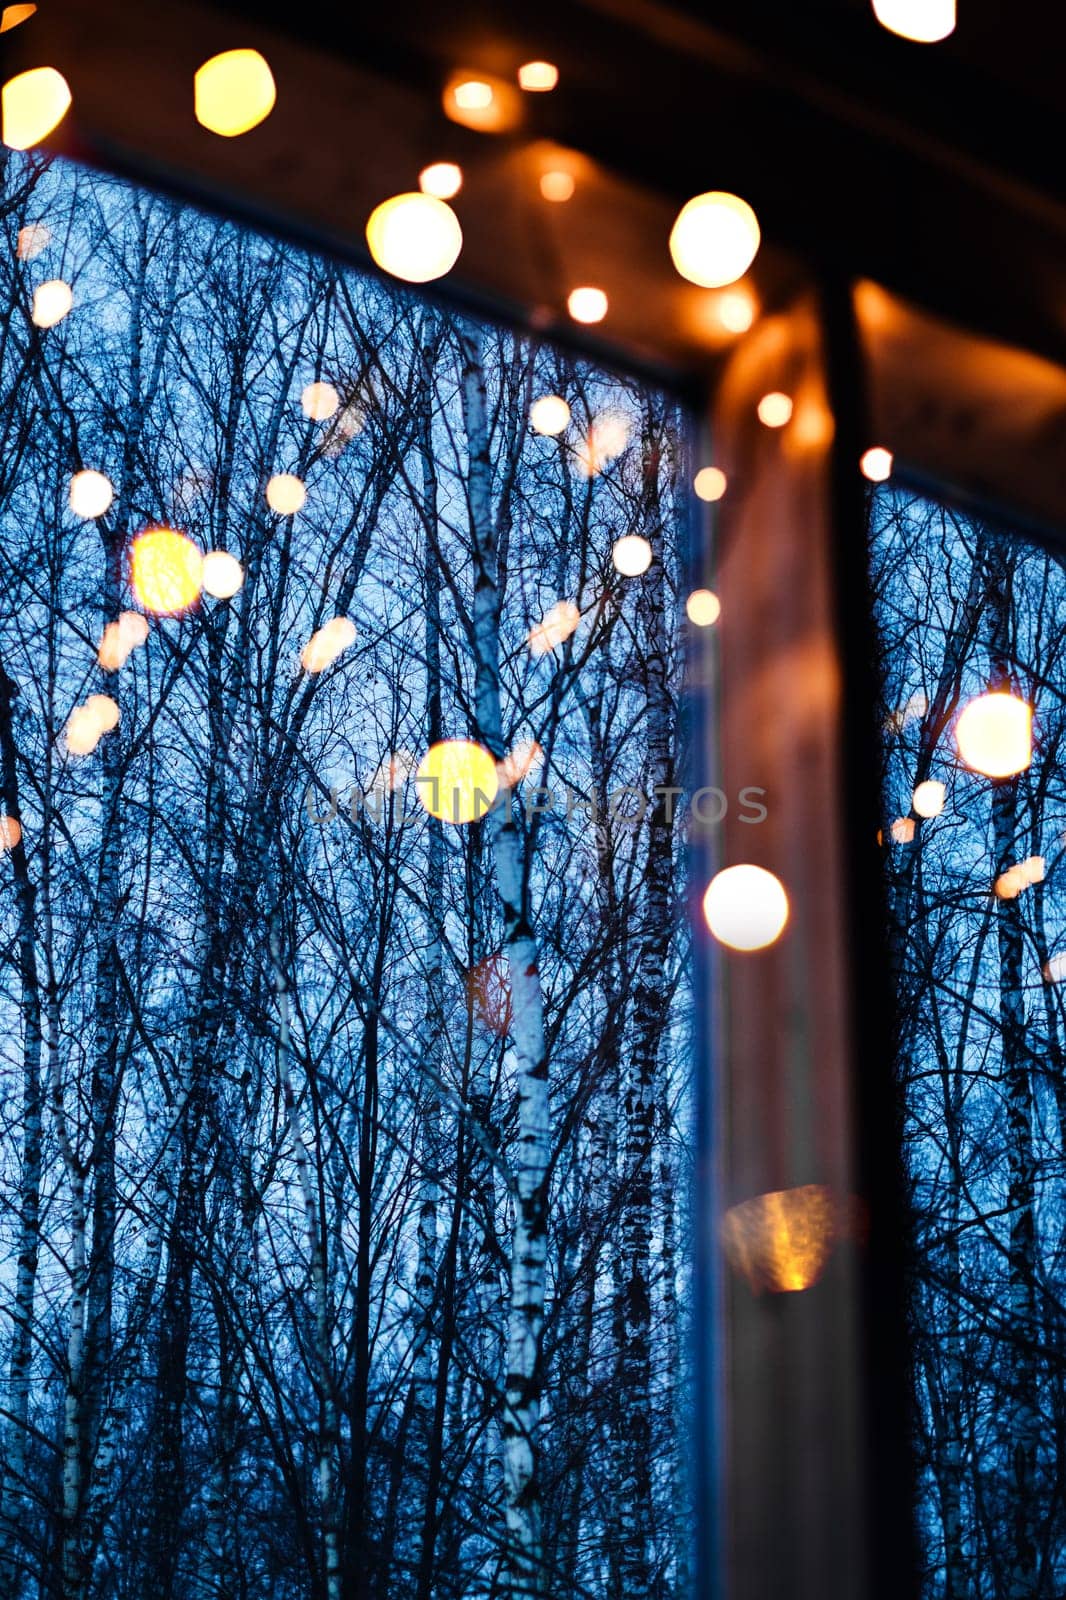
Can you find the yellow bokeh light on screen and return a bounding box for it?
[366,193,463,284]
[130,529,203,616]
[194,49,276,137]
[702,864,789,951]
[2,66,71,151]
[301,381,339,421]
[419,161,463,200]
[540,170,575,202]
[716,287,756,333]
[518,60,559,91]
[694,466,727,502]
[0,813,22,851]
[722,1186,843,1294]
[686,588,721,627]
[301,617,357,674]
[530,394,570,436]
[757,391,793,428]
[98,611,149,672]
[568,286,607,324]
[416,739,499,825]
[956,691,1032,778]
[912,778,945,817]
[0,5,37,32]
[266,473,306,514]
[69,469,113,519]
[612,534,652,577]
[32,278,72,328]
[861,446,894,482]
[669,191,761,289]
[201,551,244,600]
[65,695,119,757]
[872,0,955,42]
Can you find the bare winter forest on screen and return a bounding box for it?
[0,151,696,1600]
[873,491,1066,1596]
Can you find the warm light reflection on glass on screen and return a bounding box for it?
[872,0,955,42]
[366,193,463,284]
[0,5,37,32]
[576,412,630,476]
[98,611,149,672]
[686,588,721,627]
[517,60,559,91]
[301,616,357,674]
[31,278,72,328]
[65,694,119,757]
[201,551,244,600]
[69,469,113,519]
[194,49,276,137]
[443,73,515,132]
[529,394,570,436]
[528,599,580,656]
[912,778,945,818]
[956,691,1032,778]
[266,472,306,514]
[468,951,512,1034]
[301,381,339,421]
[757,391,793,428]
[890,816,915,844]
[995,855,1044,901]
[693,466,727,502]
[861,446,894,482]
[416,739,499,825]
[716,287,756,333]
[499,738,544,787]
[702,863,789,951]
[567,286,607,324]
[722,1186,843,1294]
[419,161,463,200]
[669,191,761,288]
[540,170,575,202]
[130,529,203,615]
[0,813,22,851]
[16,221,50,260]
[612,534,652,577]
[2,66,71,150]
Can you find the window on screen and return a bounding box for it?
[0,155,696,1596]
[872,487,1066,1595]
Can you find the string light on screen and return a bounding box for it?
[194,49,275,137]
[861,446,894,481]
[201,551,244,599]
[686,589,721,627]
[612,534,652,577]
[702,864,789,951]
[301,617,356,674]
[912,779,945,818]
[69,470,113,519]
[716,288,756,333]
[669,192,761,288]
[530,395,570,436]
[32,279,72,328]
[518,61,559,91]
[16,221,50,260]
[416,740,499,825]
[419,162,463,200]
[694,466,727,502]
[540,170,575,202]
[366,193,463,283]
[757,391,793,428]
[301,381,339,421]
[568,286,607,324]
[266,473,306,514]
[2,66,71,150]
[956,691,1032,778]
[872,0,955,42]
[130,529,203,615]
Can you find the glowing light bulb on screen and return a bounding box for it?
[301,381,339,421]
[757,391,793,428]
[301,617,357,674]
[612,535,652,577]
[2,66,71,150]
[518,61,559,91]
[530,395,570,436]
[69,470,113,519]
[194,49,275,137]
[540,170,575,202]
[686,589,721,627]
[416,739,499,825]
[568,286,607,324]
[872,0,955,42]
[861,446,894,482]
[31,278,72,328]
[266,473,306,514]
[669,192,761,289]
[694,466,727,502]
[366,193,463,284]
[419,161,463,200]
[130,529,203,615]
[717,288,756,333]
[201,551,244,599]
[956,692,1032,778]
[702,864,789,951]
[912,779,945,818]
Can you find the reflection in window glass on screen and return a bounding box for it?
[0,157,695,1596]
[872,491,1066,1596]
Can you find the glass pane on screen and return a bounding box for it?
[871,489,1066,1596]
[0,155,697,1597]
